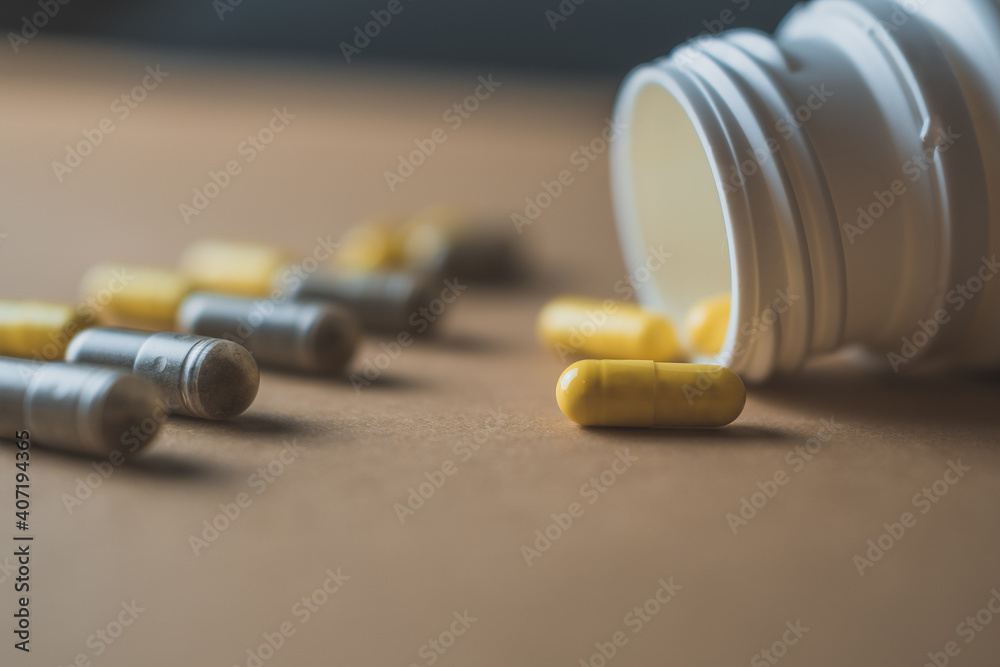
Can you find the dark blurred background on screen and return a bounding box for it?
[1,0,800,74]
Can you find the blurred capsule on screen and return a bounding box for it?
[686,294,731,356]
[81,264,193,331]
[66,329,259,420]
[290,270,438,334]
[0,357,165,457]
[335,217,407,272]
[537,296,681,362]
[402,206,520,282]
[178,293,361,375]
[0,300,90,360]
[556,360,745,428]
[179,239,292,297]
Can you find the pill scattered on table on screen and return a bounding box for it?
[178,293,361,375]
[81,264,194,331]
[0,357,165,456]
[0,299,89,360]
[686,293,731,356]
[556,359,745,428]
[537,296,682,362]
[65,329,260,420]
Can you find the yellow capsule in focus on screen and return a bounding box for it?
[686,294,731,356]
[336,218,407,272]
[556,360,745,428]
[537,297,681,362]
[80,264,193,331]
[179,239,292,297]
[0,300,89,360]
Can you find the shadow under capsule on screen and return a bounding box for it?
[577,424,796,444]
[751,364,1000,432]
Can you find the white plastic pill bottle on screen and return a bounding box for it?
[611,0,1000,381]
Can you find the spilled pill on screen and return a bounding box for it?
[537,297,681,361]
[178,293,361,375]
[81,264,193,331]
[178,239,292,297]
[291,269,438,335]
[0,358,165,457]
[336,218,407,272]
[686,294,731,356]
[0,300,89,360]
[556,360,745,428]
[403,206,520,282]
[66,329,259,420]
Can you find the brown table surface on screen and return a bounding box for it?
[2,42,1000,667]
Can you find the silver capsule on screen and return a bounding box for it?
[0,357,165,457]
[65,329,259,420]
[289,270,439,335]
[177,293,361,375]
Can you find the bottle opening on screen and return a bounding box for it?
[618,81,734,355]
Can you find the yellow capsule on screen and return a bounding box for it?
[537,296,681,361]
[80,264,193,331]
[179,239,292,297]
[557,360,745,428]
[336,218,407,272]
[0,300,90,360]
[686,294,731,356]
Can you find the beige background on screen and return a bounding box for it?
[2,41,999,666]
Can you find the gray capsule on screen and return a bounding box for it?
[289,270,439,334]
[177,293,361,375]
[65,329,259,420]
[0,357,165,457]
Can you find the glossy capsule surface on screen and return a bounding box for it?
[81,264,193,330]
[556,360,745,428]
[537,297,681,362]
[0,300,89,360]
[179,239,292,297]
[686,294,731,356]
